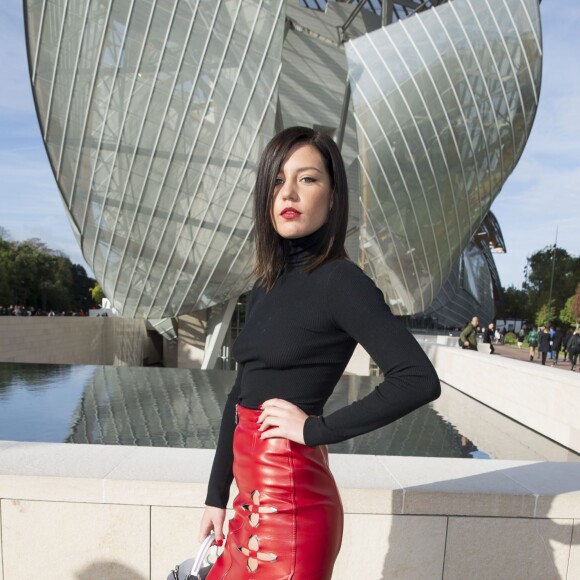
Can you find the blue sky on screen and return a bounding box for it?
[0,2,578,289]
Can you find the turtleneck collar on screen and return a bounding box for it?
[282,223,328,269]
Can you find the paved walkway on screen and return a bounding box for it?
[483,343,577,372]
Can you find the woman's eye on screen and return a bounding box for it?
[301,176,316,183]
[274,178,284,186]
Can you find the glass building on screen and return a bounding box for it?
[24,0,542,343]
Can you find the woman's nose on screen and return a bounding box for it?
[280,181,298,200]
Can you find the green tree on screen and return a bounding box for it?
[71,264,96,311]
[560,286,580,328]
[501,285,534,321]
[535,302,557,327]
[0,227,96,313]
[0,234,16,306]
[44,253,73,312]
[90,283,105,306]
[12,239,45,307]
[559,296,575,327]
[574,286,580,325]
[526,247,580,321]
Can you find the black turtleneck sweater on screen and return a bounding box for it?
[205,226,440,508]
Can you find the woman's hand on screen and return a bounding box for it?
[257,398,308,444]
[199,506,226,545]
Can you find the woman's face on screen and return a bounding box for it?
[270,143,332,239]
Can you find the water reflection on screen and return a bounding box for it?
[0,363,94,442]
[0,363,578,462]
[0,362,74,395]
[67,366,227,448]
[63,367,481,458]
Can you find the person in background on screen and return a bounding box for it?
[460,316,479,351]
[550,327,564,367]
[517,328,526,349]
[567,329,580,372]
[538,326,551,366]
[563,328,574,363]
[527,326,539,362]
[484,322,495,354]
[548,325,555,360]
[500,327,507,344]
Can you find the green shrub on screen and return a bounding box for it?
[504,332,518,345]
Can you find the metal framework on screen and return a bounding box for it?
[24,0,542,333]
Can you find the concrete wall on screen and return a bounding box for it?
[433,383,579,462]
[414,333,461,347]
[344,333,462,377]
[344,343,371,375]
[0,441,579,579]
[421,343,580,454]
[177,312,207,369]
[0,317,155,367]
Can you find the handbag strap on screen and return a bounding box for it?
[189,532,216,577]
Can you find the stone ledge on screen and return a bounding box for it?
[1,441,579,518]
[421,343,580,454]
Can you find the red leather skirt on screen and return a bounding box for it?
[208,405,343,579]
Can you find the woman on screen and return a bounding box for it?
[199,127,440,579]
[527,326,539,362]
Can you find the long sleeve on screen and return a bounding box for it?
[205,287,257,508]
[460,325,471,344]
[205,367,242,508]
[303,261,440,447]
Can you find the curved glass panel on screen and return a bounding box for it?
[25,0,286,319]
[345,0,541,314]
[424,240,496,329]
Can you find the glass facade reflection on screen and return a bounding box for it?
[24,0,542,329]
[423,210,505,328]
[25,0,286,320]
[346,0,541,315]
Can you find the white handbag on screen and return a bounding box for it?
[168,532,217,580]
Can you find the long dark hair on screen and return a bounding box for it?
[253,127,349,290]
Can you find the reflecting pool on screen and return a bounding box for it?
[0,363,578,462]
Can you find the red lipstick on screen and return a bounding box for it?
[281,207,301,219]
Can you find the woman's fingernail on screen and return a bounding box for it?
[259,404,263,409]
[216,539,223,547]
